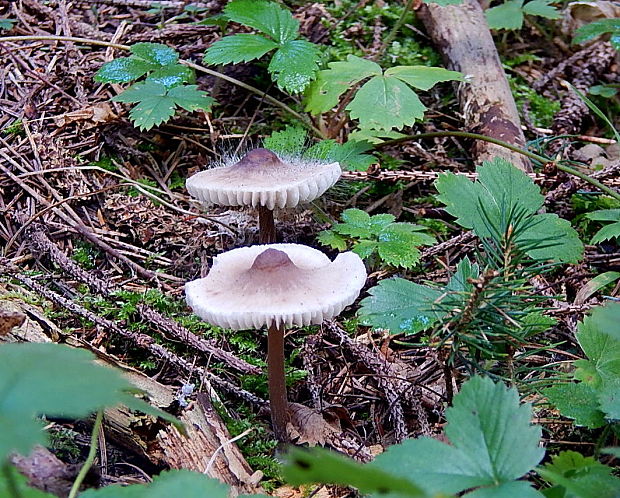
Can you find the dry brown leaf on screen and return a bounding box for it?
[54,103,117,128]
[286,403,342,446]
[0,310,26,336]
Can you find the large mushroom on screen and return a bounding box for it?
[185,243,366,443]
[186,148,341,243]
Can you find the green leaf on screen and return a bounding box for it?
[586,208,620,222]
[574,18,620,45]
[522,0,560,19]
[268,40,321,93]
[576,308,620,388]
[544,383,606,428]
[517,213,584,263]
[167,85,214,112]
[588,302,620,341]
[359,278,444,334]
[333,209,373,238]
[591,221,620,244]
[263,126,307,155]
[446,257,480,293]
[486,0,525,30]
[327,140,376,171]
[347,76,426,130]
[353,240,379,260]
[589,84,619,98]
[224,0,299,44]
[81,469,231,497]
[598,379,620,419]
[575,272,620,306]
[0,465,56,497]
[465,481,543,498]
[377,224,433,269]
[95,57,156,83]
[284,447,427,497]
[304,55,382,114]
[0,343,130,460]
[130,43,179,66]
[147,65,193,89]
[372,376,544,495]
[203,34,279,65]
[385,65,464,91]
[347,128,408,144]
[0,18,17,31]
[317,230,347,251]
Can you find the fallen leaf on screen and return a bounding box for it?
[286,403,342,446]
[0,310,26,336]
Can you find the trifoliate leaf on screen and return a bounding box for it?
[268,39,321,93]
[377,223,434,269]
[576,309,620,388]
[224,0,299,44]
[573,18,620,45]
[263,126,307,155]
[203,34,279,65]
[522,0,560,19]
[130,42,179,66]
[305,55,382,114]
[486,0,525,30]
[95,57,156,83]
[317,230,347,251]
[147,64,193,89]
[0,343,131,460]
[385,65,464,91]
[81,469,232,497]
[333,209,374,238]
[359,278,444,334]
[372,376,544,495]
[284,447,427,497]
[544,382,606,428]
[347,76,426,130]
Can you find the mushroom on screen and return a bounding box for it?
[185,243,366,442]
[186,148,341,243]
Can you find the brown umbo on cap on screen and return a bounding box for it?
[185,244,366,329]
[186,148,341,210]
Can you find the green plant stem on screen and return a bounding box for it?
[0,35,325,138]
[374,0,416,61]
[379,131,620,201]
[68,410,104,498]
[2,463,22,498]
[593,423,613,459]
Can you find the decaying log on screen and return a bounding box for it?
[417,0,531,171]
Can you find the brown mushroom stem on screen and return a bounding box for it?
[267,321,289,443]
[258,206,277,244]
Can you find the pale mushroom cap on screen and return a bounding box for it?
[185,244,366,330]
[186,148,342,210]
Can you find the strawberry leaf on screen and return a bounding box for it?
[95,57,157,83]
[268,40,321,93]
[203,34,279,65]
[224,0,299,44]
[130,42,179,66]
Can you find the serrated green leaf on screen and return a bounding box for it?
[576,309,620,388]
[517,213,584,263]
[486,0,525,30]
[284,447,427,497]
[544,383,606,428]
[385,65,463,91]
[543,450,609,476]
[348,128,407,144]
[574,18,620,45]
[224,0,299,44]
[329,140,376,171]
[588,302,620,341]
[334,209,373,238]
[359,278,444,334]
[95,57,156,83]
[446,257,480,293]
[81,469,231,497]
[372,377,544,495]
[317,230,347,251]
[377,224,430,269]
[368,214,396,232]
[353,240,379,260]
[203,34,279,65]
[268,40,321,93]
[522,0,560,19]
[147,64,193,88]
[347,76,426,130]
[131,43,178,66]
[263,126,307,155]
[598,379,620,419]
[0,465,56,497]
[0,18,17,31]
[128,93,177,131]
[537,457,620,498]
[304,55,382,114]
[586,208,620,222]
[304,139,339,160]
[167,85,214,112]
[465,481,543,498]
[591,221,620,244]
[112,80,165,103]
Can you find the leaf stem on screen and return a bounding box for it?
[68,410,104,498]
[0,35,325,138]
[379,131,620,201]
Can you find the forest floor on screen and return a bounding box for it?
[0,0,619,496]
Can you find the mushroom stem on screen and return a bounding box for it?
[258,206,277,244]
[267,321,289,443]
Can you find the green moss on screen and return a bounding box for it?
[508,74,560,128]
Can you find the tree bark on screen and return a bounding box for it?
[417,0,531,171]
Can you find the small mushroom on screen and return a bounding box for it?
[185,244,366,443]
[186,148,341,243]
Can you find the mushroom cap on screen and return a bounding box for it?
[185,244,366,330]
[186,148,341,210]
